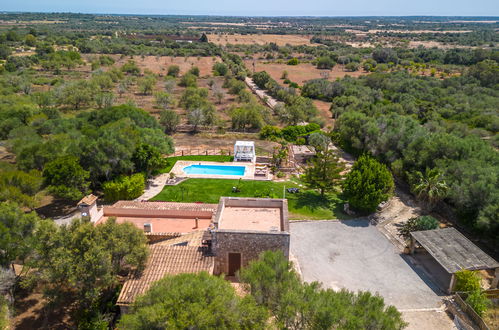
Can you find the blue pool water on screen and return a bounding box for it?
[183,164,246,176]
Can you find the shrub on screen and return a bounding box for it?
[178,73,197,88]
[259,125,282,141]
[167,65,180,77]
[287,58,299,65]
[454,270,481,292]
[103,173,145,202]
[343,154,394,213]
[212,62,228,76]
[398,215,439,238]
[465,290,491,317]
[121,60,140,76]
[188,66,200,77]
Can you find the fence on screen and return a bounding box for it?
[454,292,491,330]
[171,149,232,157]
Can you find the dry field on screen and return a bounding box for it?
[82,54,221,77]
[207,34,316,46]
[244,60,368,85]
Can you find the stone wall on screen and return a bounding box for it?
[212,230,290,275]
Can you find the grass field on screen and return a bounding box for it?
[151,178,349,220]
[161,155,234,173]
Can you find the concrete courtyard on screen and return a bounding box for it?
[290,220,446,310]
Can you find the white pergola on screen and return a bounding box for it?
[234,141,256,163]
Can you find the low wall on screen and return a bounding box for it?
[455,292,490,330]
[103,207,213,219]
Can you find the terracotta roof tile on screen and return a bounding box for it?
[77,194,98,206]
[117,245,214,305]
[153,230,206,247]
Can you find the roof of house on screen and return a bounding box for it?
[111,201,218,212]
[77,194,98,206]
[117,245,214,306]
[411,227,499,274]
[234,141,255,146]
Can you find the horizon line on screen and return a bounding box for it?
[1,11,499,19]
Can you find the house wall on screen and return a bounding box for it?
[212,230,290,275]
[103,207,213,219]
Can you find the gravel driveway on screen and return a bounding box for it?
[290,220,445,310]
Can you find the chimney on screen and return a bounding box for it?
[194,217,199,229]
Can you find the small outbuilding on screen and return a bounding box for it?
[234,141,256,163]
[410,227,499,293]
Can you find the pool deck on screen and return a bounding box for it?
[171,161,257,180]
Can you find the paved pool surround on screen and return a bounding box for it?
[171,161,255,179]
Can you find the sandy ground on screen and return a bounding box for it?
[245,60,367,86]
[82,54,221,77]
[207,34,316,46]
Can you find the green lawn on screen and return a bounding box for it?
[151,178,350,220]
[160,155,234,173]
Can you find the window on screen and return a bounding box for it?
[143,223,152,233]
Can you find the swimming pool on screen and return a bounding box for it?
[183,164,246,176]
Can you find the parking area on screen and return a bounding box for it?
[290,220,445,310]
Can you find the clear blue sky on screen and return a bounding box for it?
[2,0,498,16]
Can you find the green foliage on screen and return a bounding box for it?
[409,168,448,209]
[188,66,200,77]
[343,155,394,213]
[0,202,41,267]
[119,272,268,329]
[132,144,166,177]
[166,65,180,77]
[259,125,282,141]
[398,216,439,238]
[30,218,148,309]
[138,75,157,95]
[212,62,228,76]
[230,103,268,131]
[154,91,172,109]
[454,270,482,292]
[316,56,336,69]
[0,165,43,209]
[103,173,145,202]
[466,59,499,87]
[178,72,197,87]
[287,58,299,65]
[345,61,360,72]
[43,156,90,201]
[281,123,320,142]
[465,290,491,317]
[160,109,180,134]
[0,296,8,330]
[56,80,97,109]
[121,60,141,76]
[240,251,407,329]
[303,141,345,196]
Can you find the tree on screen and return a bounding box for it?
[103,173,145,201]
[57,80,96,109]
[0,202,40,268]
[212,62,228,76]
[154,91,173,109]
[343,155,394,213]
[160,109,180,134]
[179,72,197,87]
[189,66,200,77]
[188,108,205,132]
[303,138,345,196]
[30,218,148,309]
[43,156,90,201]
[122,60,141,76]
[467,59,499,87]
[240,251,407,329]
[316,56,336,70]
[132,144,166,177]
[410,168,448,210]
[138,75,157,95]
[119,272,267,329]
[167,65,180,77]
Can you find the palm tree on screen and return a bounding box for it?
[411,168,449,210]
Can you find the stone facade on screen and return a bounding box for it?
[212,230,290,275]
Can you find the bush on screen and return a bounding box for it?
[121,60,140,76]
[103,173,145,202]
[287,58,299,65]
[343,154,394,213]
[465,290,491,317]
[167,65,180,77]
[189,66,200,77]
[212,62,228,76]
[179,73,197,88]
[454,270,481,292]
[259,125,282,141]
[398,215,439,238]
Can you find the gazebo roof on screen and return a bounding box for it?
[411,227,499,274]
[234,140,254,146]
